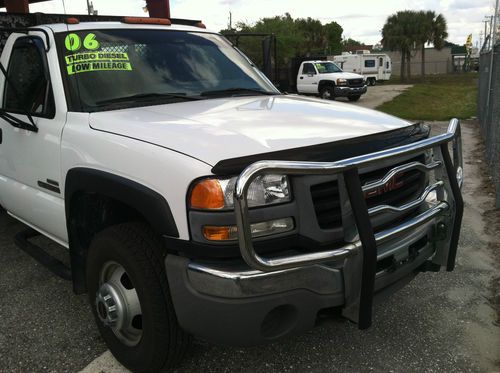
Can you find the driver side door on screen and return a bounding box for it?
[0,32,68,245]
[297,63,318,94]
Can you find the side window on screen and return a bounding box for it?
[364,60,376,68]
[379,57,383,67]
[386,61,390,69]
[2,37,54,117]
[302,63,316,75]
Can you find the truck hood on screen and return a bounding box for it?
[89,95,410,167]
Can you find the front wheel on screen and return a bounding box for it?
[86,223,191,372]
[368,78,376,86]
[348,95,361,102]
[319,85,335,100]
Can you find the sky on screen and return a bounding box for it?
[20,0,498,47]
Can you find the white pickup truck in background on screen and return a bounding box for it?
[296,60,367,101]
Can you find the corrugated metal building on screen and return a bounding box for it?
[383,46,467,75]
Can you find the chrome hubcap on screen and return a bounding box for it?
[321,90,331,99]
[96,261,143,346]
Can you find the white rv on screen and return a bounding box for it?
[332,51,392,85]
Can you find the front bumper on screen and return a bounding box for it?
[334,85,367,97]
[167,119,463,345]
[166,219,437,346]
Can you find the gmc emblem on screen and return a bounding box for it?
[364,173,406,199]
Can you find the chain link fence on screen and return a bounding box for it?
[478,44,500,207]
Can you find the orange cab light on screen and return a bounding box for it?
[203,226,234,241]
[66,18,80,24]
[190,179,225,209]
[122,17,172,25]
[195,22,207,29]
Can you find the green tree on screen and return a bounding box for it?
[342,37,362,48]
[295,17,325,54]
[323,22,343,55]
[417,11,448,76]
[382,10,420,82]
[221,14,343,67]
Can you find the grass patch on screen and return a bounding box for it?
[377,73,478,121]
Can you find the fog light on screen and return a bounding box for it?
[203,217,294,241]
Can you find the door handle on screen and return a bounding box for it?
[300,77,303,79]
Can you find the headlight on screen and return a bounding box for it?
[336,78,347,86]
[190,174,291,210]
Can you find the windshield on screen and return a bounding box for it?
[56,29,279,111]
[314,62,343,74]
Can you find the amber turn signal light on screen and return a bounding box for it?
[190,179,225,209]
[202,226,235,241]
[121,17,172,25]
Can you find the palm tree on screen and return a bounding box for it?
[382,11,418,82]
[418,11,448,77]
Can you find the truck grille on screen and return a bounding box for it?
[348,78,364,87]
[361,156,426,210]
[311,155,426,231]
[310,180,342,229]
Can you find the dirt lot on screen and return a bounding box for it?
[0,94,498,371]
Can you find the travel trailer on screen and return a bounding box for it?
[332,52,392,85]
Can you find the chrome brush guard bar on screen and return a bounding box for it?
[233,119,464,329]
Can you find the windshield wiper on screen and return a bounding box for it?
[96,92,204,106]
[200,88,278,97]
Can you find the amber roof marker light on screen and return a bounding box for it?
[121,17,172,25]
[65,17,80,24]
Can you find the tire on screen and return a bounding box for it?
[86,223,191,372]
[348,95,361,102]
[319,85,335,100]
[368,78,376,86]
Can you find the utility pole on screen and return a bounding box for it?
[483,18,489,47]
[229,11,232,30]
[86,0,97,15]
[486,15,494,37]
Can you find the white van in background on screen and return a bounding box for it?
[332,51,392,86]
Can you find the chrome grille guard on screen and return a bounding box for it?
[233,119,464,329]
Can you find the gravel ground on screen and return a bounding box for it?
[0,120,498,373]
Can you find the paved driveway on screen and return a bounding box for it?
[334,84,413,109]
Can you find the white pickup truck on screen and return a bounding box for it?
[0,14,464,372]
[296,60,367,101]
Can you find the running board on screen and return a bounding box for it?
[14,228,72,281]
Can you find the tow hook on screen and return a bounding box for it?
[433,222,447,241]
